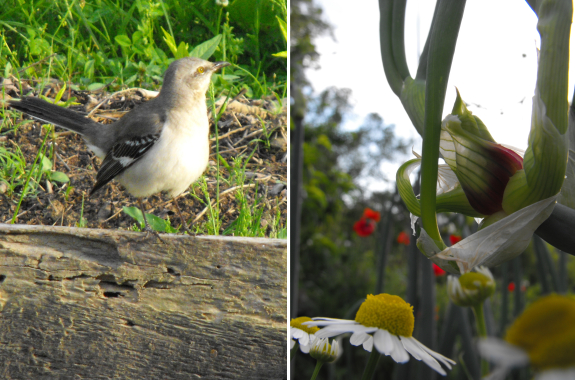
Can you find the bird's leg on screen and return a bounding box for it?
[173,196,195,235]
[138,198,165,243]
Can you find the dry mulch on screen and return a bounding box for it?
[0,77,287,236]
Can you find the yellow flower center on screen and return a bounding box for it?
[354,294,414,337]
[290,316,320,335]
[505,294,575,369]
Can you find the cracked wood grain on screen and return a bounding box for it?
[0,224,287,379]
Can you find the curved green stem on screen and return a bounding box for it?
[420,0,466,248]
[361,349,382,380]
[535,0,570,134]
[309,361,324,380]
[472,303,489,376]
[391,0,410,80]
[290,342,299,361]
[378,0,404,96]
[503,0,571,213]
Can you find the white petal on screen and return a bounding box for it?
[349,325,379,334]
[477,338,529,367]
[291,328,309,346]
[373,329,395,355]
[300,343,311,354]
[363,336,373,352]
[399,337,423,360]
[309,317,355,324]
[350,332,371,346]
[432,194,558,272]
[401,337,446,375]
[535,367,575,380]
[474,266,494,281]
[389,334,410,363]
[410,149,459,195]
[315,324,357,338]
[436,163,459,195]
[410,214,419,235]
[290,339,295,349]
[412,338,456,367]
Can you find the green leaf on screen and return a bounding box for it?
[175,41,190,59]
[190,34,223,60]
[30,38,50,56]
[50,171,69,183]
[276,15,287,42]
[114,35,132,48]
[396,158,423,216]
[87,83,105,91]
[145,213,168,233]
[396,157,483,217]
[122,206,173,233]
[40,155,52,172]
[160,26,178,56]
[54,83,67,103]
[400,77,425,136]
[123,206,144,226]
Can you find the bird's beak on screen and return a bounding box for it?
[212,61,231,71]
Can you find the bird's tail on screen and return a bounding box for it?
[8,97,97,135]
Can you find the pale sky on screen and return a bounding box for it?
[306,0,575,190]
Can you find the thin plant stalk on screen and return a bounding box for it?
[471,302,489,376]
[310,361,324,380]
[419,0,466,248]
[360,349,381,380]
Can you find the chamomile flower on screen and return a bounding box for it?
[305,294,455,375]
[290,316,319,353]
[478,294,575,380]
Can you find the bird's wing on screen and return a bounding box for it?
[90,133,160,195]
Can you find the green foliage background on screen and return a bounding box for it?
[0,0,287,97]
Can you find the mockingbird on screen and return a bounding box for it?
[8,57,230,235]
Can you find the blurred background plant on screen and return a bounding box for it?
[290,0,575,379]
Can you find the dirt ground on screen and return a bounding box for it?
[0,78,287,236]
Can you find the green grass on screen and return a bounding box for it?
[0,0,286,238]
[0,0,286,98]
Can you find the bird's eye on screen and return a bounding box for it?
[197,67,205,74]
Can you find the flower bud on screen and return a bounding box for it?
[447,266,495,307]
[440,90,523,216]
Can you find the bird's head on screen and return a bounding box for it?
[161,57,230,104]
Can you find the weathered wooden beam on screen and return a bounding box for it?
[0,224,287,379]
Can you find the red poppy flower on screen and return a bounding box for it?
[449,235,462,245]
[433,263,446,277]
[507,282,516,292]
[353,218,376,237]
[362,208,381,223]
[397,231,410,246]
